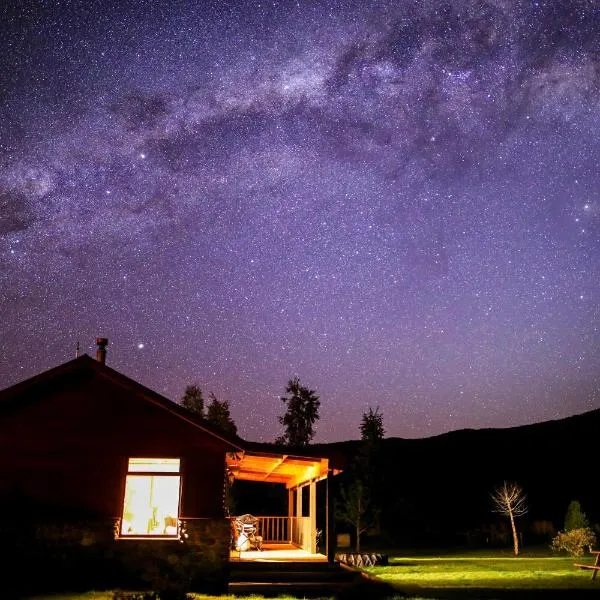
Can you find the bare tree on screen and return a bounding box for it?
[338,480,373,553]
[490,481,528,556]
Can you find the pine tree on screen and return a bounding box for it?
[206,392,238,436]
[180,384,204,416]
[360,407,385,444]
[564,500,589,531]
[276,377,320,447]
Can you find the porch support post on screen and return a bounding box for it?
[326,469,335,562]
[296,484,303,517]
[309,480,317,554]
[296,485,303,548]
[288,487,294,543]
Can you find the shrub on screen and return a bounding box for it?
[551,527,596,556]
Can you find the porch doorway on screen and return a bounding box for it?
[226,450,337,562]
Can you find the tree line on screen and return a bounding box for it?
[179,375,324,445]
[179,384,237,436]
[180,377,592,556]
[179,375,376,450]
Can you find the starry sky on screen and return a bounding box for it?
[1,0,599,443]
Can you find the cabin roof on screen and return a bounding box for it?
[0,354,245,451]
[0,355,342,486]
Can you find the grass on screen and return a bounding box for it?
[26,548,600,599]
[363,547,599,597]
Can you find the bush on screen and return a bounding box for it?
[551,527,596,557]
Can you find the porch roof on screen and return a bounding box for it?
[226,450,331,488]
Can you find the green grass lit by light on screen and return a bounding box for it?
[364,550,599,591]
[26,549,600,599]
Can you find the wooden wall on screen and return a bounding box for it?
[0,368,228,519]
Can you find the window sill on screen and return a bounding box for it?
[117,534,180,541]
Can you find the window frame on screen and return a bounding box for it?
[118,457,183,540]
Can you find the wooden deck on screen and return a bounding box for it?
[230,542,327,562]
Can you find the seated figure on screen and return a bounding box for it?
[233,514,263,551]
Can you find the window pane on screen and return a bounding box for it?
[128,458,180,473]
[121,475,181,535]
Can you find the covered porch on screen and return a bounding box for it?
[226,450,338,562]
[231,542,327,562]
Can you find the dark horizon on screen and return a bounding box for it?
[2,348,598,447]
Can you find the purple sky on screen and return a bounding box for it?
[1,1,599,443]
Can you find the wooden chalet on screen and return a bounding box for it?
[0,343,341,593]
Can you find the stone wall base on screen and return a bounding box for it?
[1,518,230,596]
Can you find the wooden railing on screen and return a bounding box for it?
[256,516,290,543]
[232,516,312,549]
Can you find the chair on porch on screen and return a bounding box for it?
[233,513,263,551]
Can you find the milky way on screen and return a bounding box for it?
[1,0,599,442]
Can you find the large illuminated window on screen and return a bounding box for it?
[120,458,181,537]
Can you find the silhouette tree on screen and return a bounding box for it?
[276,377,320,447]
[338,479,371,553]
[360,406,385,444]
[490,481,528,556]
[180,384,204,416]
[339,407,385,551]
[564,500,589,531]
[206,392,237,436]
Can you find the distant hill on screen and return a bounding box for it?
[315,407,600,546]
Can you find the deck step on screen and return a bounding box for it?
[230,561,344,573]
[228,582,350,597]
[229,571,353,583]
[228,561,361,596]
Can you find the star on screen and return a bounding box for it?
[0,0,599,442]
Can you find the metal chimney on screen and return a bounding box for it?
[96,337,108,364]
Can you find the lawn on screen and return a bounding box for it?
[26,549,600,599]
[363,548,599,597]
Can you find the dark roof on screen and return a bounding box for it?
[0,355,342,470]
[0,354,245,451]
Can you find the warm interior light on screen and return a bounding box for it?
[121,458,181,536]
[127,458,180,473]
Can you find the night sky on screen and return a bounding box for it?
[1,1,599,443]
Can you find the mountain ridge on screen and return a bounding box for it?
[313,405,600,545]
[315,405,600,447]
